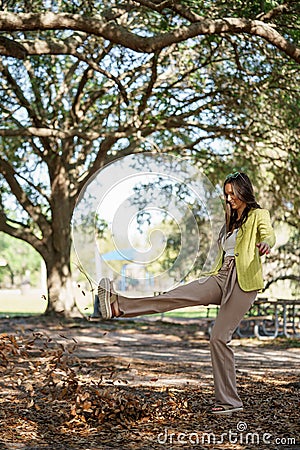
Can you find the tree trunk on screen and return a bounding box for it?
[44,162,79,316]
[44,250,77,316]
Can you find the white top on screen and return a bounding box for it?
[223,228,239,257]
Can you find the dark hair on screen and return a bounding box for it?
[220,172,261,239]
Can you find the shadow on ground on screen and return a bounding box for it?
[0,316,299,449]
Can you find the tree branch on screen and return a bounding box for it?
[22,35,84,55]
[23,59,48,120]
[18,39,129,104]
[0,60,38,119]
[75,135,119,197]
[0,60,54,154]
[0,156,50,236]
[0,209,45,256]
[0,35,27,58]
[0,126,134,140]
[256,3,296,21]
[71,66,94,124]
[137,51,159,115]
[264,274,300,291]
[0,12,299,62]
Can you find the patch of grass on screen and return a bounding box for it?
[0,288,46,315]
[150,306,218,320]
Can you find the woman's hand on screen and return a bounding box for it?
[256,242,270,255]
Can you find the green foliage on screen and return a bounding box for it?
[0,233,42,287]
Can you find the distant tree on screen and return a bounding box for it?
[0,232,41,287]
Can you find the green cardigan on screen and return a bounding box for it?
[210,208,276,292]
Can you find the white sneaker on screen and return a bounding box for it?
[98,278,113,319]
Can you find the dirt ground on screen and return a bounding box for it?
[0,315,299,450]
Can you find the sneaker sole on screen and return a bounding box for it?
[211,407,243,415]
[98,278,111,319]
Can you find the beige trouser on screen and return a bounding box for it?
[117,257,257,408]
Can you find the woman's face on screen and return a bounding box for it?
[224,183,246,212]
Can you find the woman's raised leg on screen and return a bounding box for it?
[117,277,222,317]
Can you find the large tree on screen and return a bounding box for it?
[0,1,299,314]
[0,1,299,62]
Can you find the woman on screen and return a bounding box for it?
[94,172,276,415]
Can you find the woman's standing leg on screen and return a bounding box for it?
[209,283,257,408]
[118,277,222,317]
